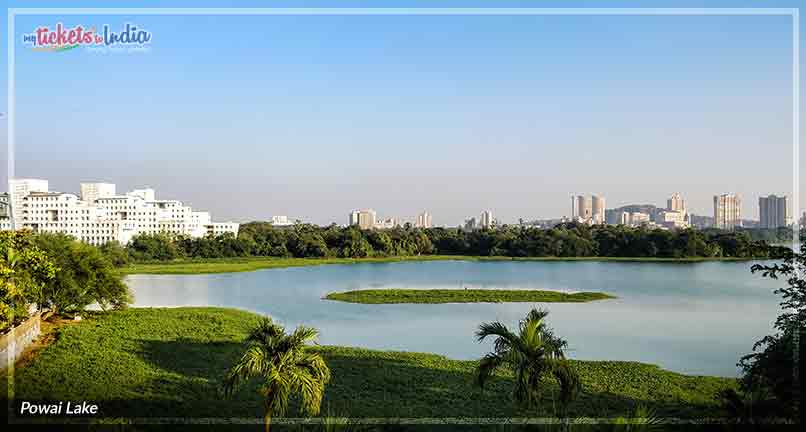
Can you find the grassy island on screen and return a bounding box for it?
[5,307,734,421]
[325,289,616,304]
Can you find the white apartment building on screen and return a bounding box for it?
[3,179,238,245]
[655,209,688,229]
[415,211,433,229]
[714,193,742,230]
[618,211,651,227]
[271,215,294,227]
[591,195,606,224]
[349,209,377,230]
[8,178,50,229]
[572,194,604,224]
[480,210,494,229]
[374,217,401,230]
[667,192,687,216]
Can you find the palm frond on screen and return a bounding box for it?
[246,317,286,347]
[266,369,292,418]
[290,325,320,346]
[475,352,506,390]
[524,307,550,323]
[222,345,269,397]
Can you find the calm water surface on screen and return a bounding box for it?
[126,260,780,377]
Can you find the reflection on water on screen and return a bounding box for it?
[126,260,780,377]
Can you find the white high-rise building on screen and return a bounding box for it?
[667,193,687,215]
[576,195,591,222]
[591,195,606,224]
[714,193,742,230]
[80,182,116,203]
[759,195,787,229]
[480,210,494,229]
[8,178,49,229]
[416,212,433,229]
[3,180,238,245]
[572,194,603,224]
[349,209,377,230]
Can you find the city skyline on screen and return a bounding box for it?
[2,176,795,228]
[1,4,802,225]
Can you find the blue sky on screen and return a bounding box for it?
[2,0,803,225]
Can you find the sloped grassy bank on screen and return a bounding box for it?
[4,307,734,421]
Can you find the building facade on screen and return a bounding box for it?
[8,178,50,229]
[80,182,116,203]
[617,211,650,227]
[349,209,377,230]
[572,194,604,224]
[3,179,238,245]
[480,210,494,229]
[656,210,687,229]
[758,195,787,229]
[714,193,742,230]
[415,212,433,229]
[575,195,592,222]
[667,193,687,215]
[270,215,294,227]
[591,195,606,224]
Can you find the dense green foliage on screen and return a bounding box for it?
[732,227,799,244]
[475,308,580,413]
[32,233,131,314]
[223,318,331,431]
[0,231,130,332]
[4,307,735,420]
[110,223,774,267]
[0,231,56,332]
[325,289,614,304]
[722,245,805,420]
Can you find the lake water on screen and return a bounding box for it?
[126,260,782,377]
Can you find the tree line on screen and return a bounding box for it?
[105,222,780,264]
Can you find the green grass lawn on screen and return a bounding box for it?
[325,289,615,304]
[4,307,734,424]
[122,255,754,275]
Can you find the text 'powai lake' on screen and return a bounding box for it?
[126,260,780,377]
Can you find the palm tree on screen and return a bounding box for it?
[475,308,581,413]
[223,317,331,432]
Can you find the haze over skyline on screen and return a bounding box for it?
[2,1,803,226]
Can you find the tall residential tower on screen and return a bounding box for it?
[759,195,787,229]
[713,193,742,230]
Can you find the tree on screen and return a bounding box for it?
[127,233,183,261]
[0,231,57,332]
[223,317,331,432]
[475,308,581,413]
[33,233,131,314]
[98,241,130,267]
[726,245,805,420]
